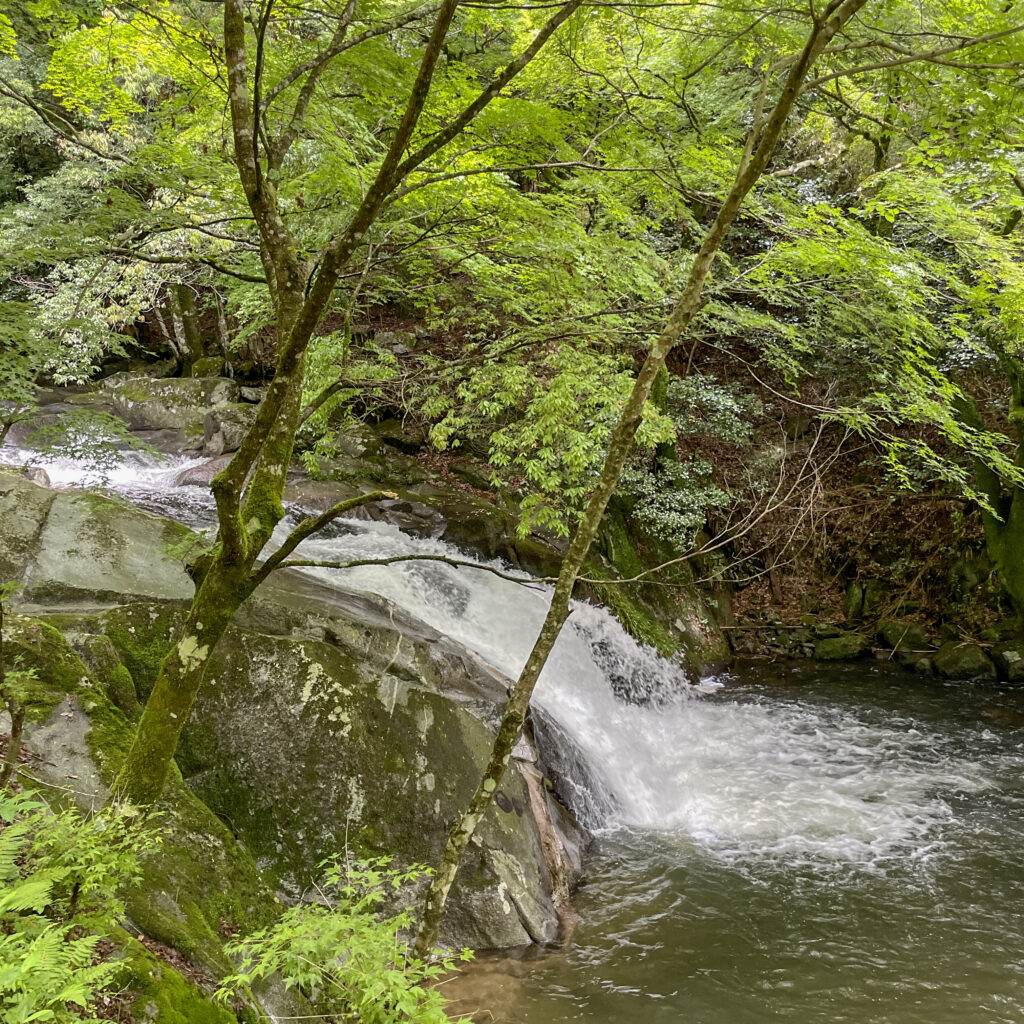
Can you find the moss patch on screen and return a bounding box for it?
[115,931,241,1024]
[7,614,282,978]
[99,603,186,699]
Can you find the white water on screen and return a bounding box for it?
[5,447,996,870]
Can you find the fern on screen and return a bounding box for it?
[0,791,159,1023]
[218,857,471,1024]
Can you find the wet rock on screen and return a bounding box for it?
[0,468,194,606]
[932,641,997,681]
[104,373,239,437]
[878,620,933,665]
[203,402,258,455]
[175,455,233,487]
[21,465,51,488]
[0,468,580,950]
[813,633,870,661]
[991,640,1024,682]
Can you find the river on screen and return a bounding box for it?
[450,663,1024,1024]
[7,446,1024,1023]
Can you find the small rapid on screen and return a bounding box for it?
[4,446,1005,874]
[8,443,1024,1023]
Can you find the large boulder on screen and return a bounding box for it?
[0,469,195,607]
[203,402,258,455]
[813,633,871,661]
[102,373,239,438]
[932,641,997,681]
[0,468,583,949]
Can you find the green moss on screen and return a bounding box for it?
[9,614,282,980]
[588,582,678,658]
[115,931,240,1024]
[99,603,185,699]
[4,615,98,722]
[587,499,731,672]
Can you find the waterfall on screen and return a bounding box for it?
[3,446,993,869]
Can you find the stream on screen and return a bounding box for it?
[7,446,1024,1023]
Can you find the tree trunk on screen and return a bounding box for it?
[170,284,205,376]
[111,556,252,806]
[413,0,871,956]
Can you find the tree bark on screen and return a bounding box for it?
[413,0,872,957]
[114,0,584,811]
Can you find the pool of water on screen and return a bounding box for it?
[447,663,1024,1024]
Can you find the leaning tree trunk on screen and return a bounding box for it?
[111,339,308,807]
[110,557,252,806]
[413,0,871,956]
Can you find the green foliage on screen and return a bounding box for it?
[0,790,159,1023]
[218,857,470,1024]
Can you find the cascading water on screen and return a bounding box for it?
[5,446,995,866]
[7,444,1024,1021]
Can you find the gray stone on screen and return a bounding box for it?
[0,469,194,607]
[992,640,1024,682]
[104,373,239,436]
[203,402,258,455]
[239,386,267,404]
[932,641,997,681]
[813,633,870,661]
[175,455,233,487]
[22,466,52,488]
[0,468,580,949]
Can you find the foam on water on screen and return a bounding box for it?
[4,444,996,869]
[284,515,991,867]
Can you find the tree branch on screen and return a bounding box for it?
[265,553,555,588]
[249,489,398,586]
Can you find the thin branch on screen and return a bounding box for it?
[250,489,398,585]
[269,554,555,588]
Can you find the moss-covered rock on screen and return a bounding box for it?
[5,615,283,980]
[589,502,730,674]
[0,468,57,582]
[991,640,1024,682]
[877,620,933,666]
[189,355,225,379]
[932,641,997,681]
[813,633,871,661]
[204,403,259,456]
[103,373,239,434]
[116,933,240,1024]
[0,471,196,608]
[175,621,566,948]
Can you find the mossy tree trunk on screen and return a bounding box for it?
[413,0,871,957]
[112,0,584,809]
[169,284,205,377]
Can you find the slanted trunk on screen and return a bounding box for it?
[111,556,252,806]
[413,0,871,956]
[113,312,308,807]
